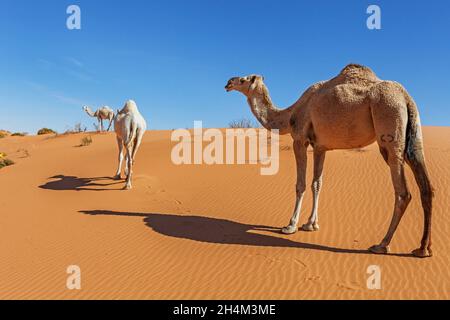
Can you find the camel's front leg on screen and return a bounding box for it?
[100,119,104,132]
[106,119,113,131]
[302,148,326,232]
[282,140,307,234]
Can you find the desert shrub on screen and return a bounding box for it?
[0,158,14,169]
[79,136,93,147]
[228,118,258,129]
[74,123,86,133]
[37,128,56,135]
[0,130,11,138]
[11,132,27,137]
[64,123,87,135]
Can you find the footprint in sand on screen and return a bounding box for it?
[337,282,361,291]
[305,276,321,282]
[294,258,307,268]
[134,175,162,193]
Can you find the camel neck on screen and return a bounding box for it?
[85,107,96,117]
[247,88,292,135]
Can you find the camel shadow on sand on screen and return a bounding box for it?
[79,210,413,257]
[39,175,123,191]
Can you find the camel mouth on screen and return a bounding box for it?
[225,84,233,92]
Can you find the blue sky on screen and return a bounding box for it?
[1,0,449,133]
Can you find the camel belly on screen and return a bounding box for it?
[310,100,376,150]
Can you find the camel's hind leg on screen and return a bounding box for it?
[131,130,144,163]
[406,150,433,257]
[114,137,124,180]
[124,141,134,190]
[369,157,411,254]
[368,82,411,255]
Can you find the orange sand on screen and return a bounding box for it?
[0,127,449,299]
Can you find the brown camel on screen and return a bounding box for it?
[225,64,434,258]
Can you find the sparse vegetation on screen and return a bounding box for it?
[64,123,87,135]
[11,132,27,137]
[37,128,56,135]
[79,136,93,147]
[0,156,14,169]
[0,130,10,139]
[228,118,258,129]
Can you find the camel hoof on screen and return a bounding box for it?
[301,223,320,232]
[369,245,390,255]
[113,175,121,180]
[123,185,132,190]
[281,225,297,235]
[412,248,432,258]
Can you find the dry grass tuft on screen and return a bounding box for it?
[37,128,57,135]
[79,136,93,147]
[228,118,259,129]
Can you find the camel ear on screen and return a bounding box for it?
[249,75,259,91]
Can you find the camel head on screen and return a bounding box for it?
[225,75,265,96]
[82,106,97,117]
[82,105,93,113]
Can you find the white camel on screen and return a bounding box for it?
[113,100,147,190]
[83,106,115,132]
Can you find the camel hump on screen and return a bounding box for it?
[121,100,138,113]
[100,106,113,113]
[338,64,379,82]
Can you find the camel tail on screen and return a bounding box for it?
[124,120,137,148]
[405,97,434,252]
[405,98,434,196]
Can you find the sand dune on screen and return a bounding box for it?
[0,127,449,299]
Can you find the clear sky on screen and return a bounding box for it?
[1,0,449,134]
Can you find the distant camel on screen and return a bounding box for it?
[225,64,434,258]
[113,100,147,190]
[83,106,115,132]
